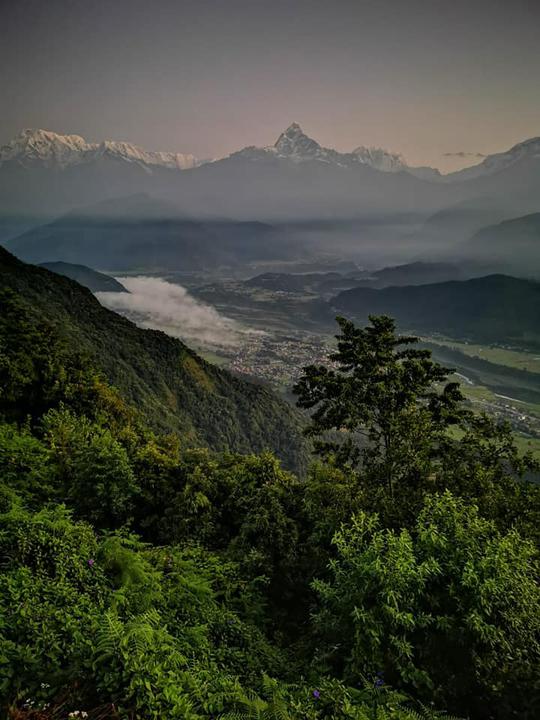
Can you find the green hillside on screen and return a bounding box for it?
[0,246,309,473]
[333,274,540,349]
[2,300,540,719]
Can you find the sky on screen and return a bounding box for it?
[1,0,539,172]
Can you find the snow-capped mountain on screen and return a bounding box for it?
[351,145,406,172]
[274,122,328,161]
[0,128,201,171]
[233,122,440,178]
[0,129,93,169]
[444,136,540,182]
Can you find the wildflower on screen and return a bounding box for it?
[87,559,95,567]
[313,689,320,699]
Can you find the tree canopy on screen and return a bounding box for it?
[1,305,539,720]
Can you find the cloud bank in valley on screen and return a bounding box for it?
[96,276,247,349]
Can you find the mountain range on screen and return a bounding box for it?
[4,124,538,182]
[0,124,431,176]
[232,122,441,179]
[1,123,540,269]
[0,128,200,171]
[0,123,450,220]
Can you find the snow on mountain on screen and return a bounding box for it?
[272,122,341,163]
[96,140,199,170]
[233,123,439,178]
[444,136,540,182]
[0,129,93,169]
[351,145,406,172]
[14,123,540,183]
[0,129,200,171]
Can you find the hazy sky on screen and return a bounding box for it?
[1,0,539,171]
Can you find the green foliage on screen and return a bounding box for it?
[42,408,139,527]
[294,315,464,500]
[0,422,54,504]
[1,288,539,720]
[0,289,100,423]
[0,250,310,474]
[0,503,105,706]
[313,492,540,717]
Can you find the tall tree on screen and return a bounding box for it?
[294,316,464,497]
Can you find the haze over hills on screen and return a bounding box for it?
[1,123,539,225]
[460,212,540,276]
[2,123,540,274]
[352,261,477,288]
[4,2,540,716]
[443,136,540,182]
[5,195,303,270]
[421,138,540,248]
[241,261,477,296]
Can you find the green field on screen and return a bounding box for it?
[426,337,540,373]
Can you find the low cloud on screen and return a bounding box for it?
[443,151,486,158]
[96,276,248,349]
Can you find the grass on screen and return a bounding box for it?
[512,434,540,460]
[426,337,540,373]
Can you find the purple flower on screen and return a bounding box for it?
[87,559,95,567]
[312,689,320,700]
[375,678,384,688]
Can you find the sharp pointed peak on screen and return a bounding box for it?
[273,123,321,157]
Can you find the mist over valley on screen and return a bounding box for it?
[2,3,540,717]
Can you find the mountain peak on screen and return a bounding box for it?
[445,135,540,182]
[0,128,200,171]
[0,128,92,168]
[282,122,303,134]
[352,145,406,172]
[273,123,324,160]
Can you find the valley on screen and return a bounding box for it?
[91,264,540,458]
[3,4,540,718]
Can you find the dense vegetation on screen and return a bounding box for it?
[0,247,309,475]
[1,258,539,719]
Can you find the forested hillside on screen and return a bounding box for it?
[0,247,309,473]
[1,262,539,719]
[333,274,540,348]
